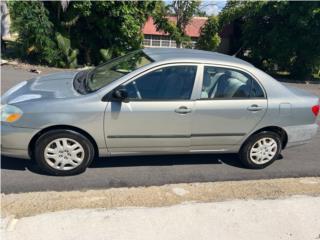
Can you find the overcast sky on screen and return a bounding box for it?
[165,1,227,16]
[199,1,227,16]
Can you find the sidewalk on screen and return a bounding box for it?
[2,178,320,239]
[2,196,320,240]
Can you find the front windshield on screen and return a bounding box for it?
[87,50,153,92]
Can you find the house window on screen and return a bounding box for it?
[151,35,161,47]
[143,39,151,46]
[170,41,176,48]
[161,40,170,47]
[143,35,179,48]
[143,35,151,46]
[143,34,200,48]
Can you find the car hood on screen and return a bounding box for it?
[1,71,80,105]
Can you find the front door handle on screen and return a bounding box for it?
[247,104,264,111]
[175,106,192,114]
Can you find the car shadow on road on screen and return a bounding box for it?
[1,156,38,172]
[1,153,243,174]
[1,153,284,176]
[90,153,242,168]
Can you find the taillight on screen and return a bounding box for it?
[312,105,320,117]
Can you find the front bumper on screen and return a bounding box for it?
[284,123,319,148]
[1,123,39,159]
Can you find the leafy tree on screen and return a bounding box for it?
[196,16,220,51]
[9,1,156,67]
[153,0,201,48]
[220,1,320,79]
[99,49,112,62]
[42,1,155,65]
[8,1,59,65]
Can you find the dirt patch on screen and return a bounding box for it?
[2,177,320,218]
[1,60,68,74]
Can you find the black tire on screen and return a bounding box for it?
[34,129,95,176]
[239,131,282,169]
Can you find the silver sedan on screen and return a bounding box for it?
[1,48,319,175]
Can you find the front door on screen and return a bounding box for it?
[105,64,198,154]
[191,65,267,152]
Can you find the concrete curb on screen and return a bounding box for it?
[2,177,320,219]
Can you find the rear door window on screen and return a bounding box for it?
[201,66,265,99]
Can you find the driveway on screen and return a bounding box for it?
[1,65,320,194]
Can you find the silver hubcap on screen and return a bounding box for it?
[250,137,278,164]
[44,138,85,171]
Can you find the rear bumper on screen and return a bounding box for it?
[284,123,318,148]
[1,123,39,159]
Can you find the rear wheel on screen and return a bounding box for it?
[239,131,282,169]
[34,130,94,176]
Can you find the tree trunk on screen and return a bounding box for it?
[1,0,11,38]
[85,48,91,65]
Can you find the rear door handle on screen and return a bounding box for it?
[175,106,192,114]
[247,104,264,111]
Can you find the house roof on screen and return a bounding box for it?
[142,16,208,38]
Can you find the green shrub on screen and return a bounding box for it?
[99,49,112,62]
[55,33,78,68]
[9,1,59,65]
[219,1,320,80]
[196,16,221,51]
[8,1,157,67]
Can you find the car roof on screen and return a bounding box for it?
[143,48,253,68]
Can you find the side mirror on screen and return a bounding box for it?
[112,88,128,101]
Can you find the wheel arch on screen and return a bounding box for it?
[241,126,288,151]
[28,125,99,159]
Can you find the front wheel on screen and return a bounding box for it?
[239,131,282,169]
[34,130,95,176]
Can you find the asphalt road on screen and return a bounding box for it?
[1,65,320,194]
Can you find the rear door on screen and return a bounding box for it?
[191,65,267,152]
[105,64,200,154]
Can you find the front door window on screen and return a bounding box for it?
[122,65,197,100]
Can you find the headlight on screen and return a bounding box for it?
[1,105,23,123]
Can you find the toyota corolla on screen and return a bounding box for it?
[1,48,319,175]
